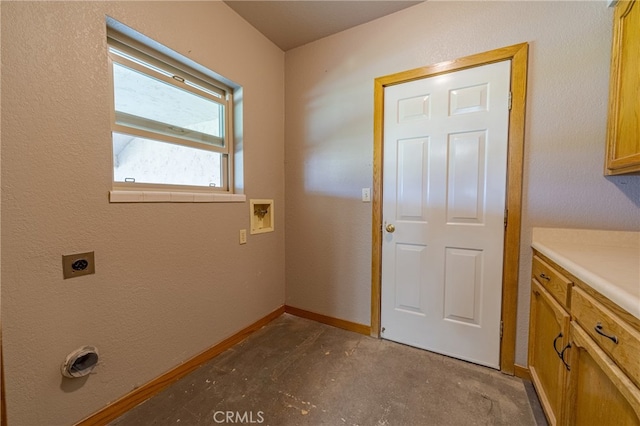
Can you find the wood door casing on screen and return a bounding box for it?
[371,43,528,374]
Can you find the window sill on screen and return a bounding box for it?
[109,190,246,203]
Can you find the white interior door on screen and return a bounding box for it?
[380,60,511,369]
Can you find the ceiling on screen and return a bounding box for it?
[223,1,424,51]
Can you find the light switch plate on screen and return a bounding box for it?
[362,188,371,202]
[239,229,247,245]
[62,251,95,279]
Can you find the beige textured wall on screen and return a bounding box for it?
[1,2,284,425]
[285,1,640,366]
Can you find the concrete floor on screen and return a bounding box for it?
[112,314,544,425]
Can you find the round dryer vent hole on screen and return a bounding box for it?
[61,346,99,378]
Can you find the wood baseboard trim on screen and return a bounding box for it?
[284,305,371,336]
[514,364,531,381]
[76,305,286,426]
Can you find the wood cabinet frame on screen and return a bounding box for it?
[529,250,640,425]
[528,280,570,425]
[564,323,640,425]
[605,0,640,175]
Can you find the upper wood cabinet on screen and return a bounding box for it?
[605,0,640,175]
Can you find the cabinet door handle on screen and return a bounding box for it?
[553,332,563,357]
[559,343,571,371]
[539,273,551,281]
[552,332,571,371]
[595,322,619,344]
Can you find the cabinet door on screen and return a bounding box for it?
[529,280,571,425]
[606,0,640,175]
[564,322,640,426]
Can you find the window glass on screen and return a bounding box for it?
[108,31,234,193]
[112,132,222,188]
[112,60,225,147]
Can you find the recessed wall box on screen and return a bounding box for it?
[250,199,274,234]
[62,251,95,279]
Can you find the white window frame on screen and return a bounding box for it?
[107,21,245,203]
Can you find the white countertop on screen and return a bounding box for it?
[532,228,640,319]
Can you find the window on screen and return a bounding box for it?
[107,21,243,202]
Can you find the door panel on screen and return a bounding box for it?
[395,244,427,314]
[381,60,511,368]
[397,137,429,220]
[444,248,482,325]
[447,131,486,223]
[399,95,431,121]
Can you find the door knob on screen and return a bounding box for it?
[386,224,396,233]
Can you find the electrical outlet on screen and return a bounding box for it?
[62,251,95,279]
[239,229,247,245]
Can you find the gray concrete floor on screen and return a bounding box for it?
[112,314,544,425]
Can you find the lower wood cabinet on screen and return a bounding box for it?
[564,323,640,425]
[528,250,640,425]
[529,280,570,425]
